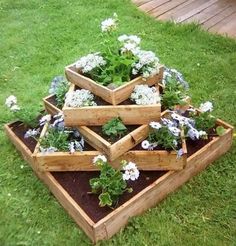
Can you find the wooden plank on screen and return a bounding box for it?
[184,0,231,24]
[208,12,236,36]
[175,0,219,23]
[139,0,171,12]
[65,63,163,105]
[150,0,191,18]
[93,120,233,242]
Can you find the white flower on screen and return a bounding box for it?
[199,101,213,112]
[39,114,51,126]
[93,155,107,164]
[173,139,178,147]
[5,95,17,108]
[122,162,139,181]
[130,85,160,105]
[168,126,181,137]
[141,140,150,150]
[24,128,39,138]
[161,118,177,128]
[68,142,75,154]
[118,35,141,45]
[75,53,106,73]
[149,121,162,130]
[187,128,200,140]
[199,130,207,137]
[65,89,97,107]
[101,14,118,32]
[10,104,20,112]
[40,146,58,153]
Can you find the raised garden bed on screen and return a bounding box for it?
[5,116,234,243]
[62,84,161,126]
[65,63,164,105]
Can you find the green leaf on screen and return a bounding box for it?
[99,192,113,207]
[216,126,226,136]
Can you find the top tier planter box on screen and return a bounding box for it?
[65,63,164,105]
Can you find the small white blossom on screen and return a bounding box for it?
[149,121,162,130]
[68,142,76,154]
[130,85,160,105]
[5,95,17,108]
[122,162,139,181]
[168,126,181,137]
[40,146,58,153]
[118,35,141,45]
[101,13,118,32]
[65,89,97,108]
[39,114,51,126]
[10,104,20,112]
[75,53,106,73]
[177,148,184,158]
[93,155,107,164]
[199,101,213,112]
[141,140,150,150]
[20,165,24,169]
[187,128,200,140]
[24,128,39,138]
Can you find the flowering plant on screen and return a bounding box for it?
[161,67,189,109]
[74,13,160,88]
[142,118,182,152]
[65,89,97,107]
[49,76,69,107]
[130,84,160,105]
[5,95,40,128]
[102,117,127,139]
[25,113,85,154]
[89,155,139,207]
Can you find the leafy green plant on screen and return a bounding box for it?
[161,77,188,109]
[102,117,127,139]
[148,125,180,150]
[54,80,69,107]
[40,126,69,152]
[90,156,139,207]
[190,112,216,132]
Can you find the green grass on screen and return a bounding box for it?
[0,0,236,245]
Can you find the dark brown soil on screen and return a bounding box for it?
[51,171,166,223]
[89,125,139,144]
[9,121,38,152]
[186,138,212,157]
[46,96,62,109]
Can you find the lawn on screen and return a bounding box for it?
[0,0,236,245]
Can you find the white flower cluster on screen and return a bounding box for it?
[118,35,141,54]
[24,128,40,139]
[132,50,160,78]
[101,13,118,32]
[93,155,107,165]
[130,84,160,105]
[68,138,84,154]
[5,95,20,112]
[199,101,213,112]
[40,146,58,153]
[122,162,139,181]
[65,89,97,108]
[75,53,106,73]
[39,114,52,126]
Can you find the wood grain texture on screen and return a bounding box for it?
[133,0,236,37]
[65,63,164,105]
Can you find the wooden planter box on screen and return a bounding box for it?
[5,117,233,243]
[62,84,161,126]
[65,63,164,105]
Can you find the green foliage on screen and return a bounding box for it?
[40,127,69,151]
[216,126,226,136]
[102,117,127,139]
[89,160,129,207]
[14,108,40,128]
[161,77,188,109]
[54,80,69,107]
[148,126,180,150]
[191,112,216,132]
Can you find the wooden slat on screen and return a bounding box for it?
[140,0,170,12]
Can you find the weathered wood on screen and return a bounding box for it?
[78,125,150,161]
[43,95,61,115]
[5,117,234,243]
[65,63,164,105]
[63,84,161,126]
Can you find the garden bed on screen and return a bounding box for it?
[65,63,164,105]
[5,117,234,243]
[62,84,161,126]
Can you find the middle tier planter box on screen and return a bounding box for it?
[65,63,164,105]
[62,84,161,126]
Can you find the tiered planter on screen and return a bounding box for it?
[62,84,161,126]
[65,63,164,105]
[5,116,234,243]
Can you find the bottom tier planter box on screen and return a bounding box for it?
[5,117,234,243]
